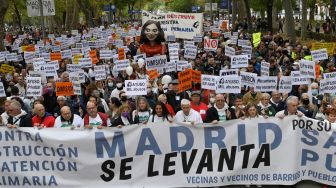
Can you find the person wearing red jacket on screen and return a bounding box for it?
[84,101,111,129]
[190,91,208,121]
[32,104,55,128]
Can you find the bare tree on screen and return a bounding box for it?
[301,0,308,40]
[284,0,296,44]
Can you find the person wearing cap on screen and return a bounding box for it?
[174,99,202,125]
[166,79,189,113]
[190,91,208,121]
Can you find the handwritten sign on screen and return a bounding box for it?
[178,69,192,93]
[56,82,74,96]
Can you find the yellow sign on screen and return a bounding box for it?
[0,64,14,74]
[311,43,336,56]
[73,54,83,64]
[253,32,261,48]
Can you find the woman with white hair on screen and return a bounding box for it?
[257,93,276,117]
[174,99,203,125]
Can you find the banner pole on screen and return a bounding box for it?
[39,0,46,39]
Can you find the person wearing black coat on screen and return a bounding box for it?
[166,80,190,113]
[6,100,32,127]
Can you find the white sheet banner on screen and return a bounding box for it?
[26,0,56,17]
[142,11,203,39]
[1,117,336,187]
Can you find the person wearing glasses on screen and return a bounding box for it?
[257,93,276,117]
[84,101,111,129]
[54,106,84,128]
[205,94,230,123]
[7,100,32,128]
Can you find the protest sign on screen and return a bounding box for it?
[279,76,292,93]
[240,72,257,88]
[311,42,336,56]
[142,11,203,39]
[0,82,6,97]
[42,64,57,77]
[27,0,55,17]
[201,74,217,90]
[24,51,35,61]
[238,39,251,47]
[26,77,42,97]
[319,78,336,94]
[260,62,270,77]
[177,60,192,71]
[241,45,252,59]
[166,35,176,42]
[299,60,315,79]
[225,45,235,57]
[204,39,218,51]
[311,49,328,62]
[291,71,309,85]
[220,69,238,77]
[61,50,72,59]
[6,53,18,62]
[184,45,197,59]
[71,48,81,55]
[67,64,81,73]
[125,79,147,96]
[253,32,261,47]
[255,76,278,92]
[192,70,201,83]
[323,72,336,79]
[168,43,180,49]
[0,117,336,187]
[94,65,107,80]
[165,61,177,73]
[193,36,203,43]
[0,53,5,62]
[33,58,45,71]
[146,55,167,70]
[28,71,47,84]
[118,48,125,60]
[134,54,146,63]
[178,69,192,93]
[50,52,62,61]
[99,50,113,60]
[147,70,160,81]
[219,20,229,30]
[230,55,249,68]
[114,59,130,71]
[0,64,14,74]
[51,45,61,52]
[216,76,241,93]
[78,58,93,68]
[168,48,179,61]
[41,52,51,62]
[56,82,74,96]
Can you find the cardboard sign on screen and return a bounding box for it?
[230,55,249,68]
[118,48,125,60]
[201,74,217,90]
[114,59,130,71]
[320,78,336,94]
[61,50,72,59]
[94,65,106,80]
[204,39,218,51]
[225,45,235,57]
[50,52,62,61]
[216,76,241,93]
[178,69,192,93]
[184,45,197,59]
[78,58,93,68]
[56,82,74,96]
[311,48,328,62]
[279,76,292,93]
[100,50,113,60]
[260,62,270,77]
[255,76,278,92]
[219,69,238,77]
[291,71,309,85]
[146,55,167,70]
[192,70,201,83]
[26,77,42,97]
[0,82,6,97]
[125,79,147,96]
[147,70,160,81]
[299,60,315,79]
[240,72,257,88]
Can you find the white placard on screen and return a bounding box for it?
[193,36,203,43]
[0,54,5,62]
[323,72,336,79]
[61,50,72,59]
[166,35,176,42]
[168,43,180,49]
[114,59,130,71]
[291,71,309,85]
[279,76,292,93]
[299,60,315,79]
[168,48,179,61]
[204,39,218,51]
[238,39,251,46]
[99,50,113,60]
[320,78,336,94]
[216,76,241,93]
[219,69,238,77]
[71,48,81,55]
[48,60,59,70]
[164,61,176,73]
[125,79,147,96]
[230,55,249,68]
[201,74,217,90]
[311,48,328,62]
[94,65,107,80]
[184,45,197,59]
[176,60,190,71]
[28,71,47,84]
[26,77,42,97]
[145,55,167,70]
[41,52,51,62]
[51,45,61,52]
[255,76,278,92]
[24,51,35,61]
[225,45,235,57]
[240,71,257,88]
[42,64,57,77]
[0,82,6,97]
[223,32,231,38]
[67,64,81,73]
[260,62,270,77]
[78,58,93,68]
[6,53,18,62]
[33,57,45,71]
[27,0,55,17]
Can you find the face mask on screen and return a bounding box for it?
[121,112,129,118]
[302,99,310,105]
[121,96,127,102]
[47,88,52,94]
[311,89,318,96]
[209,97,216,103]
[108,83,114,88]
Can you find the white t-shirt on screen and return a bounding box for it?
[132,110,151,123]
[148,115,173,123]
[88,115,112,127]
[174,109,203,125]
[54,114,84,128]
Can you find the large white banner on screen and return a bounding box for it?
[1,117,336,187]
[142,11,203,39]
[26,0,56,17]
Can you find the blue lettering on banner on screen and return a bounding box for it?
[136,128,162,155]
[170,126,194,152]
[204,127,226,149]
[95,131,126,158]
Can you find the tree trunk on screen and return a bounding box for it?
[76,0,93,27]
[237,0,246,21]
[284,0,296,44]
[272,1,278,31]
[70,2,78,29]
[266,0,273,32]
[232,0,237,29]
[301,0,307,40]
[331,0,336,24]
[308,0,316,22]
[0,0,9,51]
[243,0,252,33]
[12,0,22,33]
